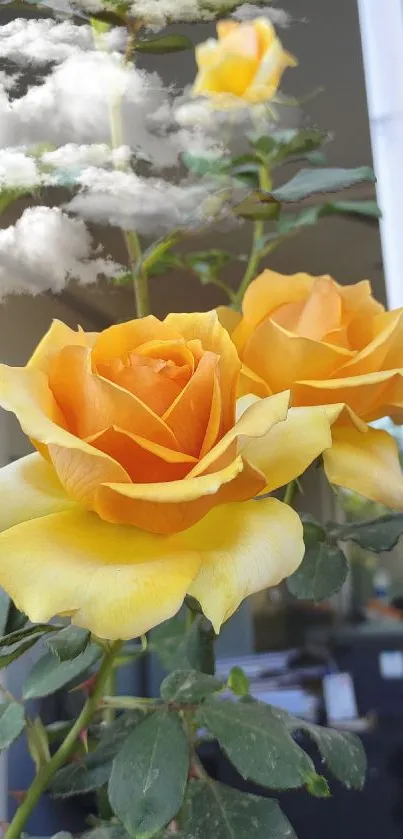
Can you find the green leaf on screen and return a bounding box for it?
[182,151,228,177]
[272,166,375,202]
[150,614,215,675]
[0,701,25,749]
[306,774,331,798]
[46,626,90,662]
[197,700,316,790]
[235,195,280,221]
[183,778,297,839]
[147,252,184,278]
[52,712,143,798]
[287,543,348,601]
[305,150,327,166]
[301,515,326,549]
[277,199,380,234]
[150,615,189,671]
[227,666,250,697]
[5,602,28,634]
[270,128,328,162]
[329,513,403,552]
[329,199,381,219]
[23,644,101,700]
[135,34,193,54]
[0,591,10,637]
[160,670,223,703]
[250,136,278,157]
[0,625,58,670]
[274,709,366,791]
[0,623,58,649]
[231,162,261,188]
[83,826,130,839]
[185,615,215,675]
[109,710,189,839]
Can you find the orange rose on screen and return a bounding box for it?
[0,312,331,639]
[220,270,403,510]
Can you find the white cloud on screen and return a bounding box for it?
[0,206,122,296]
[0,51,216,169]
[128,0,277,26]
[65,167,221,234]
[41,143,131,169]
[232,5,291,25]
[0,150,40,190]
[0,18,126,65]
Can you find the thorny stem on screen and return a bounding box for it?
[3,641,123,839]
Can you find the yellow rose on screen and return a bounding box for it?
[220,270,403,510]
[193,18,296,105]
[0,311,331,639]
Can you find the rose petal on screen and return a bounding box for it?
[0,364,130,506]
[188,390,290,479]
[91,316,180,368]
[241,317,353,393]
[336,309,403,377]
[0,509,201,639]
[165,311,241,431]
[188,498,304,632]
[94,455,246,534]
[324,424,403,510]
[0,453,74,531]
[88,426,197,483]
[236,397,332,491]
[163,351,219,457]
[233,270,313,353]
[293,368,403,420]
[49,345,180,449]
[28,319,95,375]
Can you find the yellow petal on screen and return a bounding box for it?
[324,424,403,510]
[216,305,242,336]
[241,318,353,393]
[0,509,202,640]
[0,364,130,506]
[0,453,74,531]
[91,316,179,369]
[195,38,222,71]
[233,270,314,353]
[293,368,403,421]
[187,498,304,632]
[237,397,332,491]
[193,52,259,98]
[28,320,95,375]
[188,390,290,479]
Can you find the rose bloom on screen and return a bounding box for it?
[219,270,403,510]
[0,312,331,640]
[193,18,296,105]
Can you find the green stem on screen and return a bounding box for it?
[4,641,123,839]
[283,480,297,506]
[125,230,150,317]
[234,165,273,308]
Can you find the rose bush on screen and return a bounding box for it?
[193,17,296,105]
[220,270,403,510]
[0,311,331,640]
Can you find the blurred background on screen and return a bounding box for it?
[2,0,403,837]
